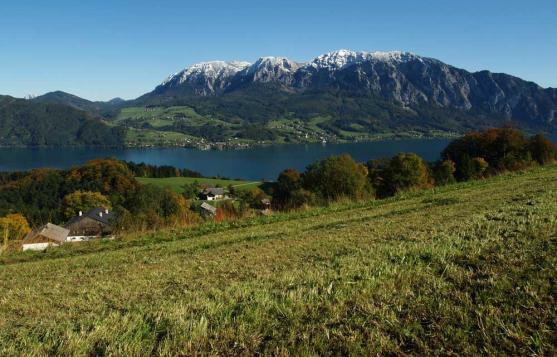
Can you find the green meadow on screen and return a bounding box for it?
[136,176,262,193]
[1,166,556,355]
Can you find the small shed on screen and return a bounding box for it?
[22,223,69,251]
[200,202,217,218]
[65,207,115,241]
[199,187,225,201]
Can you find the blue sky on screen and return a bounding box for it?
[1,0,555,101]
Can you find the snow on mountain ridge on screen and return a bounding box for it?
[310,49,420,70]
[162,61,251,86]
[247,57,300,74]
[158,50,426,90]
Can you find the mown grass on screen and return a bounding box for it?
[1,166,557,355]
[136,177,262,193]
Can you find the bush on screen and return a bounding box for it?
[470,157,489,179]
[529,134,557,165]
[302,154,372,201]
[215,201,242,221]
[182,181,201,199]
[272,169,309,210]
[236,188,269,210]
[432,160,456,186]
[372,153,432,197]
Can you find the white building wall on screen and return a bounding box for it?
[22,243,58,251]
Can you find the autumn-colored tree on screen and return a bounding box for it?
[65,159,139,204]
[303,154,372,201]
[237,187,269,209]
[272,169,311,209]
[432,159,456,186]
[471,157,489,179]
[387,153,432,194]
[442,127,535,179]
[62,191,112,219]
[529,134,557,165]
[0,213,31,240]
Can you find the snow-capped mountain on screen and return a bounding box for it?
[159,61,250,96]
[142,49,557,127]
[309,49,422,70]
[244,57,301,84]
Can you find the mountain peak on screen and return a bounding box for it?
[247,57,300,74]
[162,60,251,86]
[311,49,420,70]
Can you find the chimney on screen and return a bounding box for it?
[105,208,109,214]
[99,212,103,218]
[79,211,82,217]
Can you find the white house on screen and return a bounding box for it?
[200,187,225,201]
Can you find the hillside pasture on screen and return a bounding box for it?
[1,166,556,355]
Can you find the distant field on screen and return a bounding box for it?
[136,176,262,192]
[1,166,557,355]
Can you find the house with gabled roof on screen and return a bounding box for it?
[200,202,217,218]
[64,207,115,241]
[22,223,69,251]
[199,187,225,201]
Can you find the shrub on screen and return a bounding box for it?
[302,154,372,201]
[182,181,202,199]
[237,188,269,210]
[432,160,456,186]
[272,169,309,209]
[529,134,557,165]
[215,201,242,221]
[470,157,489,179]
[373,153,432,197]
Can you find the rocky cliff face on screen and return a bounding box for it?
[146,50,557,127]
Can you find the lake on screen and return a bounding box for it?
[1,135,555,180]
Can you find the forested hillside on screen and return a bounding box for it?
[0,96,125,146]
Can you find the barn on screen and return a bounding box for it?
[22,223,69,251]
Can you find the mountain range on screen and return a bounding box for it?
[2,50,556,147]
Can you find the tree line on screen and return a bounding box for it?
[270,127,557,209]
[0,127,555,242]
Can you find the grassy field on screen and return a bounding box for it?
[1,166,557,355]
[136,176,262,193]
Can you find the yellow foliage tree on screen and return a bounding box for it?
[0,213,31,241]
[62,191,112,219]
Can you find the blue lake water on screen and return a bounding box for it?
[1,135,555,180]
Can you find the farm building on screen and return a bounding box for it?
[199,187,225,201]
[22,223,69,251]
[260,198,272,215]
[64,208,115,241]
[200,202,217,218]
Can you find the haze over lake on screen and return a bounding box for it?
[1,135,555,180]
